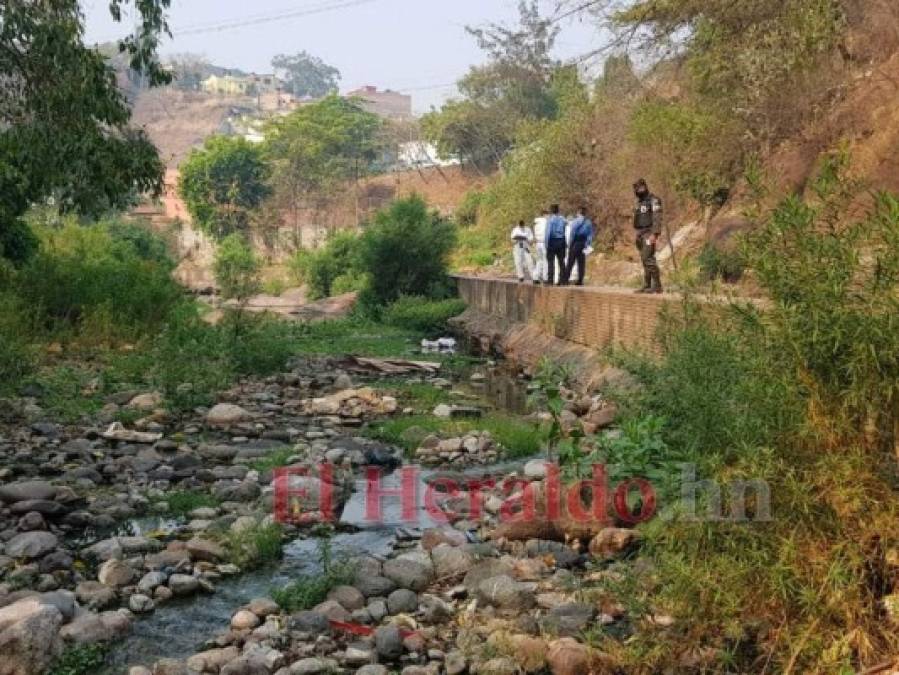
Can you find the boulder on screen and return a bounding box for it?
[0,481,56,503]
[186,647,240,673]
[288,610,330,633]
[128,392,163,411]
[231,609,261,630]
[431,544,475,578]
[476,575,535,610]
[546,638,590,675]
[186,537,226,562]
[382,558,433,592]
[289,657,339,674]
[327,585,365,611]
[168,574,200,596]
[539,603,596,637]
[374,624,403,660]
[4,532,58,559]
[0,599,63,675]
[60,610,131,644]
[98,559,136,588]
[129,594,155,613]
[75,581,117,610]
[206,404,251,428]
[588,528,642,559]
[386,589,418,615]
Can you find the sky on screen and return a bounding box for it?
[80,0,605,113]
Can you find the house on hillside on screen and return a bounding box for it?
[202,73,283,97]
[346,85,412,120]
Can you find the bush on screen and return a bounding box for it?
[382,296,466,334]
[48,644,108,675]
[454,189,484,227]
[697,242,745,283]
[151,305,235,411]
[214,233,261,302]
[159,490,221,517]
[15,219,180,340]
[225,523,283,569]
[289,230,360,300]
[223,313,297,376]
[0,291,35,386]
[357,196,456,307]
[271,538,354,612]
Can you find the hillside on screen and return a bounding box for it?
[131,88,249,166]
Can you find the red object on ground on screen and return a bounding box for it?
[329,619,417,639]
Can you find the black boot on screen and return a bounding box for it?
[650,270,663,294]
[635,270,652,293]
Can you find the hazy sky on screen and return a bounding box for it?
[81,0,604,112]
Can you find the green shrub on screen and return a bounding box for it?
[48,644,108,675]
[158,490,221,517]
[331,270,369,295]
[151,305,234,411]
[225,523,284,569]
[382,296,466,334]
[357,196,457,307]
[15,220,180,339]
[223,312,296,376]
[697,242,745,283]
[271,538,354,612]
[290,231,360,300]
[0,291,35,386]
[454,189,484,226]
[214,233,261,302]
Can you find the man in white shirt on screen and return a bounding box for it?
[532,210,548,284]
[510,220,536,283]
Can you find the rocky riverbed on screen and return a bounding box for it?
[0,354,633,675]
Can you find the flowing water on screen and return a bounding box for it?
[102,363,533,672]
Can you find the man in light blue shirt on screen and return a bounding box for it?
[561,206,594,286]
[544,204,568,285]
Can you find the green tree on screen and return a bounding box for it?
[264,95,383,230]
[357,196,457,307]
[421,1,562,169]
[0,0,171,262]
[213,234,261,302]
[271,52,341,98]
[179,136,271,238]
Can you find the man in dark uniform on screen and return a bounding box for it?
[632,179,663,293]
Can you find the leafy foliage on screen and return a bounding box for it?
[0,1,169,262]
[264,96,383,222]
[179,136,270,238]
[271,51,341,98]
[48,643,108,675]
[421,1,564,168]
[381,296,467,334]
[357,196,457,308]
[271,538,355,612]
[225,524,284,569]
[214,234,262,302]
[289,231,361,300]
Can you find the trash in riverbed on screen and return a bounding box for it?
[338,356,441,375]
[421,337,456,353]
[101,422,162,444]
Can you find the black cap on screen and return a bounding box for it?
[633,178,648,189]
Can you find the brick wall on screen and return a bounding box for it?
[455,276,684,354]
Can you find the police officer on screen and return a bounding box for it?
[544,204,568,286]
[632,179,663,293]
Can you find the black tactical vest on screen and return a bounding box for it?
[634,194,658,230]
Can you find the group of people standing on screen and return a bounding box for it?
[509,178,665,293]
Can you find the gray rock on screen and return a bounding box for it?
[206,403,251,427]
[383,558,432,592]
[419,594,452,623]
[75,581,117,610]
[288,610,330,633]
[186,647,240,673]
[60,610,131,644]
[354,575,396,598]
[0,598,63,675]
[327,584,365,611]
[129,594,155,613]
[312,599,350,622]
[356,666,388,675]
[431,545,475,578]
[538,602,596,637]
[186,537,226,562]
[81,538,123,562]
[10,500,64,516]
[445,651,467,675]
[138,571,168,593]
[38,590,75,621]
[344,642,374,666]
[462,559,514,594]
[168,574,200,596]
[4,531,58,559]
[477,575,535,610]
[374,624,403,660]
[387,589,418,614]
[366,599,388,622]
[0,481,56,503]
[98,559,136,587]
[17,511,46,531]
[523,459,549,479]
[290,657,339,674]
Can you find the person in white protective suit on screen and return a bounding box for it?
[532,210,548,284]
[510,220,536,283]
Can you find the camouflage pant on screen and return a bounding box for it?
[636,230,661,289]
